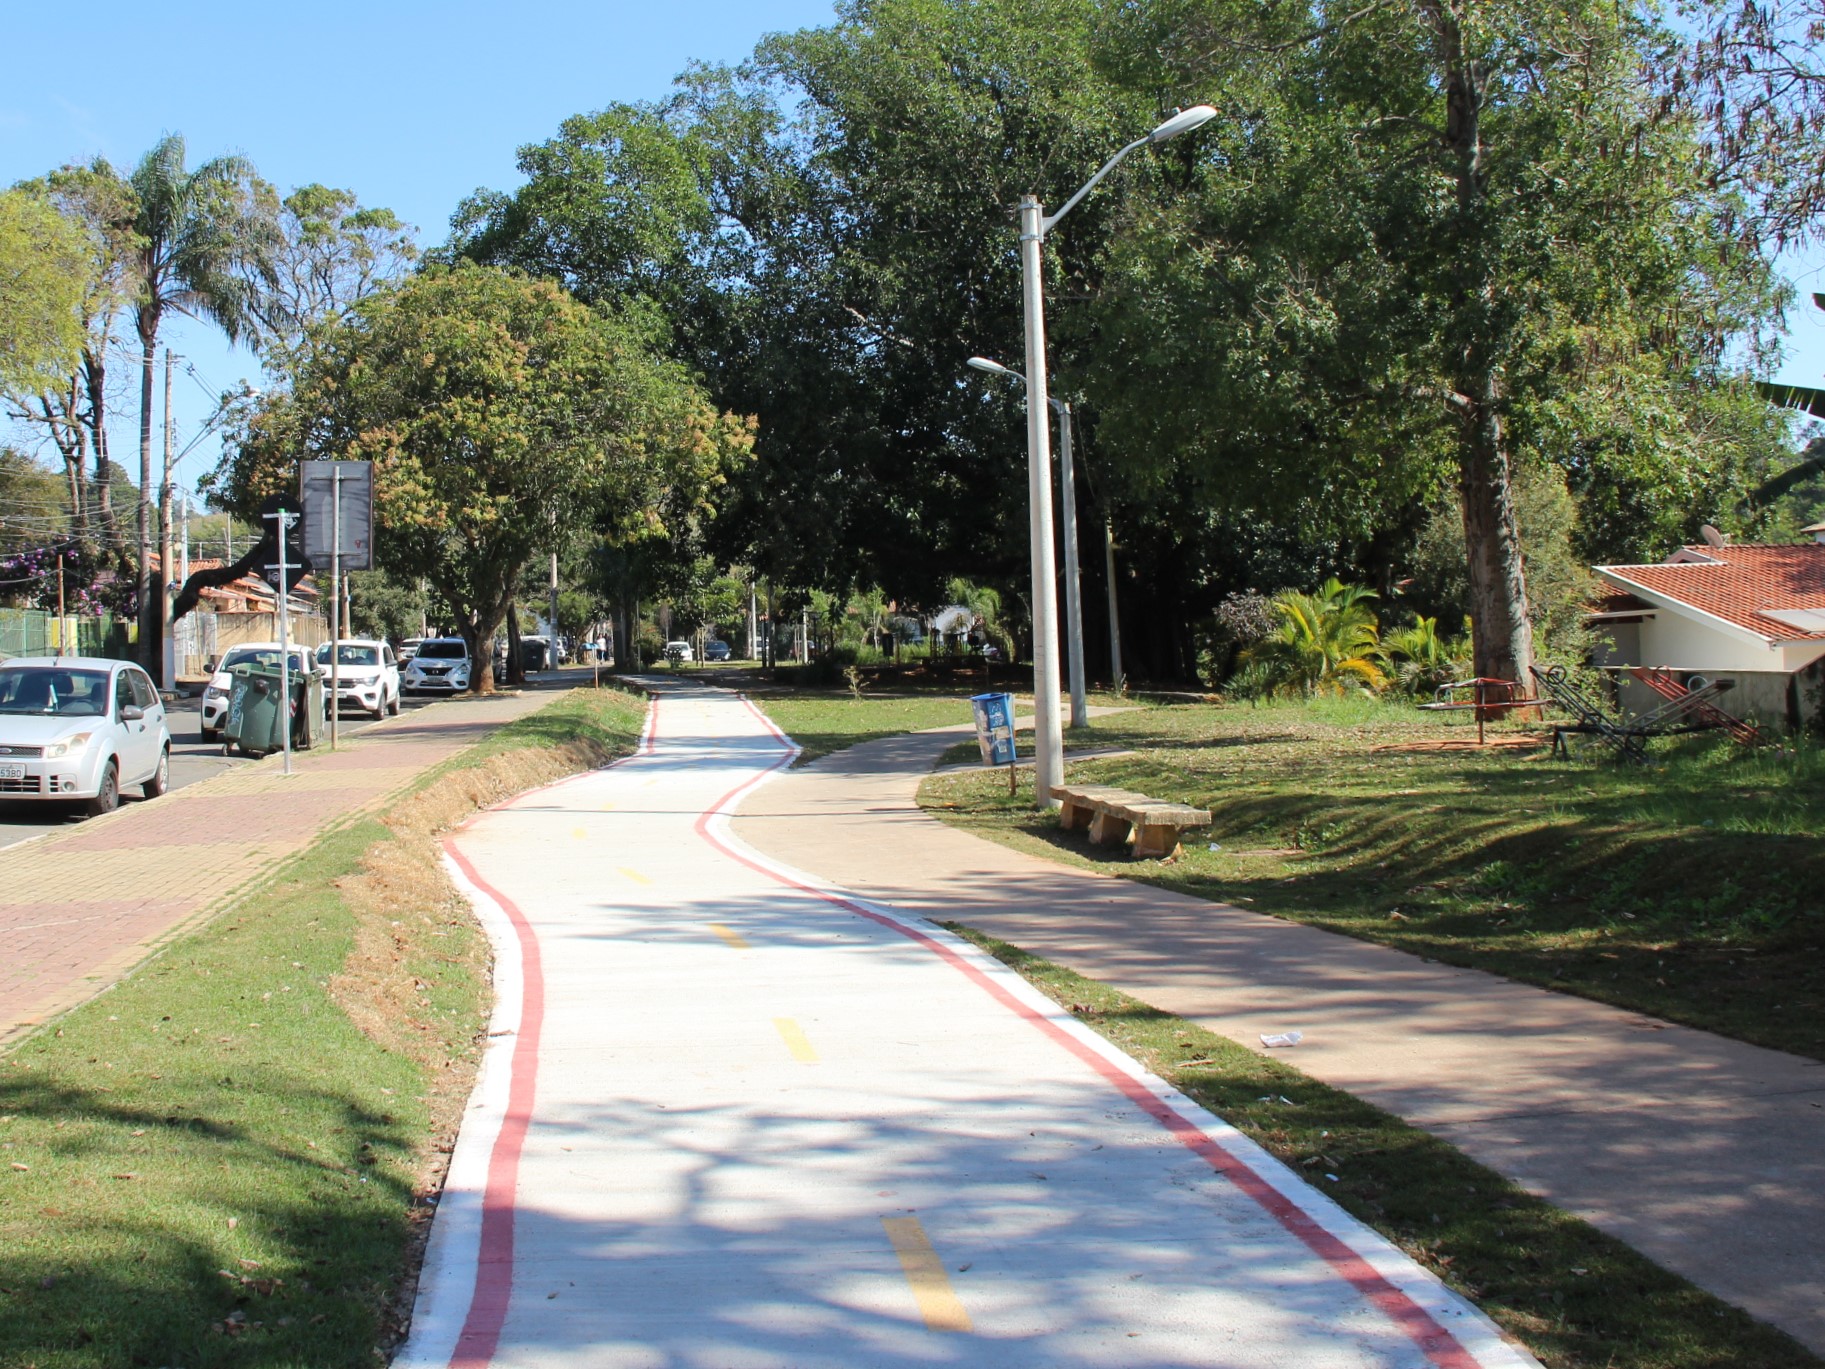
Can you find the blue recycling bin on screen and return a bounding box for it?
[969,692,1017,766]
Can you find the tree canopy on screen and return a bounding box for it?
[220,263,755,687]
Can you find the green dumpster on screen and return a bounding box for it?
[223,663,285,757]
[222,660,323,757]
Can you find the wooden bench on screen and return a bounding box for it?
[1051,783,1212,859]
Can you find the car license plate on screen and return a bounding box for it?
[0,763,24,780]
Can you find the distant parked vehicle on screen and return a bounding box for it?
[0,657,172,815]
[402,638,472,694]
[398,637,426,665]
[703,639,732,662]
[664,640,694,662]
[317,639,402,719]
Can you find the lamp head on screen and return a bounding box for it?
[967,356,1024,381]
[1150,104,1217,143]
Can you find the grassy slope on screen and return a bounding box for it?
[921,695,1825,1061]
[0,685,649,1369]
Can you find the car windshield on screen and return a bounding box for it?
[417,641,466,660]
[222,647,306,673]
[0,668,111,716]
[319,644,380,667]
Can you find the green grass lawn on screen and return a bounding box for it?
[0,685,649,1369]
[757,691,984,764]
[920,695,1825,1061]
[950,924,1818,1369]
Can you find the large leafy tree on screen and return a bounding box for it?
[0,188,88,397]
[4,162,140,545]
[1085,0,1783,689]
[125,134,281,654]
[219,263,754,689]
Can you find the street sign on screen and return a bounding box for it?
[300,460,374,570]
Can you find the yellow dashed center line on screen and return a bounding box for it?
[710,924,750,950]
[618,867,652,886]
[571,827,587,840]
[881,1217,972,1333]
[773,1018,817,1062]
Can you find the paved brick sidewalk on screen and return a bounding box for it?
[732,720,1825,1356]
[0,689,553,1048]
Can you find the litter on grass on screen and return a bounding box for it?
[1260,1030,1304,1048]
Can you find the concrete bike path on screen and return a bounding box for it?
[0,688,553,1049]
[401,683,1531,1369]
[729,720,1825,1355]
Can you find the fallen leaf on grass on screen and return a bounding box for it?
[9,1163,26,1172]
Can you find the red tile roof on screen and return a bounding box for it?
[1597,544,1825,643]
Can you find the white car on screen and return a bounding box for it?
[0,656,171,816]
[200,643,320,741]
[664,640,694,662]
[317,638,401,719]
[402,638,472,694]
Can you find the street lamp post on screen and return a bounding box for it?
[967,358,1087,730]
[1003,104,1216,808]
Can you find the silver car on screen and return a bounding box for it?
[0,657,172,815]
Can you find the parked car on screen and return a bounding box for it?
[664,640,694,662]
[316,638,402,719]
[402,638,472,694]
[0,657,171,815]
[703,639,732,662]
[200,643,322,741]
[397,637,426,665]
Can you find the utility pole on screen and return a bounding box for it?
[160,350,177,690]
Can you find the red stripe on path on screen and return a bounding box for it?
[443,841,546,1369]
[692,706,1482,1369]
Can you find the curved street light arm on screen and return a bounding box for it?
[1039,135,1150,239]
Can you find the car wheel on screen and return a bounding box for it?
[200,725,217,742]
[143,746,170,799]
[388,690,401,716]
[85,760,119,817]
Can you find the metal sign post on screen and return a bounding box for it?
[301,460,373,751]
[329,465,341,749]
[265,506,296,777]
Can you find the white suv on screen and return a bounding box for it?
[317,639,401,718]
[402,638,472,694]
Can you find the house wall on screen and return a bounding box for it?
[1637,611,1781,673]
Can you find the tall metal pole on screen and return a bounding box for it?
[1105,517,1125,690]
[1053,399,1087,728]
[1018,195,1065,809]
[549,551,560,665]
[160,350,177,690]
[329,465,341,750]
[268,506,295,778]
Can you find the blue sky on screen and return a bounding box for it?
[4,0,1822,509]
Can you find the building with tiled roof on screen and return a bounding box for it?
[1591,535,1825,729]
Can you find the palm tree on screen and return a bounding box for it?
[126,134,279,663]
[1242,577,1388,697]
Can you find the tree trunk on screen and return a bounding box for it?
[84,345,114,548]
[1458,395,1534,692]
[1429,0,1535,708]
[505,603,526,685]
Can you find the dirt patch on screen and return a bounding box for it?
[1370,733,1551,753]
